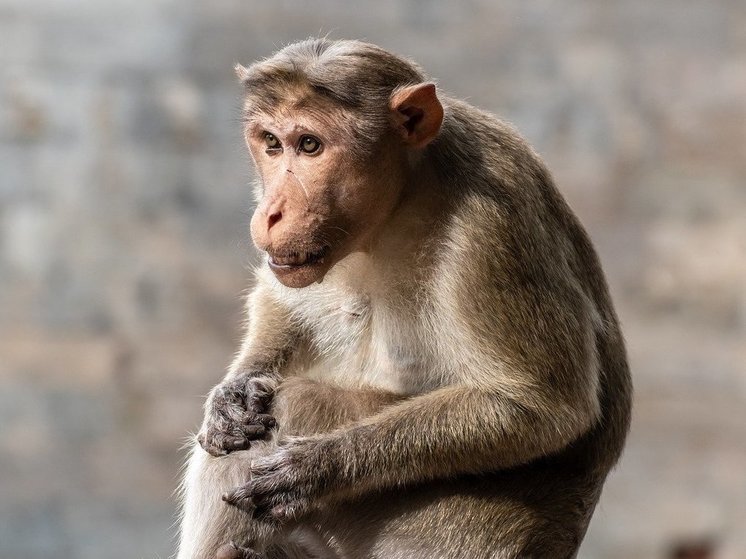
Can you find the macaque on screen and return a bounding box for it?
[177,38,632,559]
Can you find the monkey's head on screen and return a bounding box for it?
[236,39,443,288]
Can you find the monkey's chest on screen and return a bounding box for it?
[299,292,436,394]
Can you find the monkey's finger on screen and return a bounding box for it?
[223,424,270,451]
[224,436,252,452]
[200,428,260,456]
[243,479,302,513]
[198,433,229,457]
[235,423,267,436]
[245,378,275,409]
[222,486,256,513]
[270,499,307,522]
[247,393,272,413]
[235,423,271,444]
[247,414,276,429]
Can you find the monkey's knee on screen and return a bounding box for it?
[183,440,256,497]
[178,441,271,559]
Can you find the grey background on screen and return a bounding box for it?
[1,1,745,558]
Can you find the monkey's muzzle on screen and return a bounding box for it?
[268,245,329,269]
[266,245,333,288]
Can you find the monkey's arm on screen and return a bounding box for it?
[198,282,300,456]
[225,272,603,517]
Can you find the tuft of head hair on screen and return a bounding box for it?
[237,38,428,143]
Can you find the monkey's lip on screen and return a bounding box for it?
[267,246,330,269]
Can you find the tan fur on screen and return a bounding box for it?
[177,38,632,559]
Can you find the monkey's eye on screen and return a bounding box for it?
[298,135,321,155]
[263,132,282,152]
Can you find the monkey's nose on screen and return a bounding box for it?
[267,210,282,230]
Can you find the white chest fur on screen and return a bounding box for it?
[272,252,439,395]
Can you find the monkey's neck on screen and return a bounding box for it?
[368,174,447,275]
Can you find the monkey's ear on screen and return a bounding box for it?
[389,83,444,148]
[235,63,250,84]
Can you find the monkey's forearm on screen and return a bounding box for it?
[225,285,300,381]
[272,378,407,438]
[226,383,598,514]
[198,284,301,456]
[315,384,596,496]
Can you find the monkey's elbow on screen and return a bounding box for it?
[526,387,602,455]
[558,393,602,448]
[555,351,604,444]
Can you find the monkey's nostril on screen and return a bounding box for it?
[267,211,282,230]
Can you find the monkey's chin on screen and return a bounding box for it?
[268,259,331,288]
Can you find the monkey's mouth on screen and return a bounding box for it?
[268,246,330,270]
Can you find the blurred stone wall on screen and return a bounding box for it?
[1,1,744,558]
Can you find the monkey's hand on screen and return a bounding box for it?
[222,436,331,523]
[197,374,278,457]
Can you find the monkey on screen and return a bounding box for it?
[176,38,632,559]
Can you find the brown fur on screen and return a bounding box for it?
[177,38,632,559]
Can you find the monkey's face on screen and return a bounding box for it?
[244,103,406,289]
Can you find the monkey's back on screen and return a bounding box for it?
[431,96,633,504]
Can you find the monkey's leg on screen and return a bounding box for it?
[177,377,404,559]
[177,442,278,559]
[315,464,595,559]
